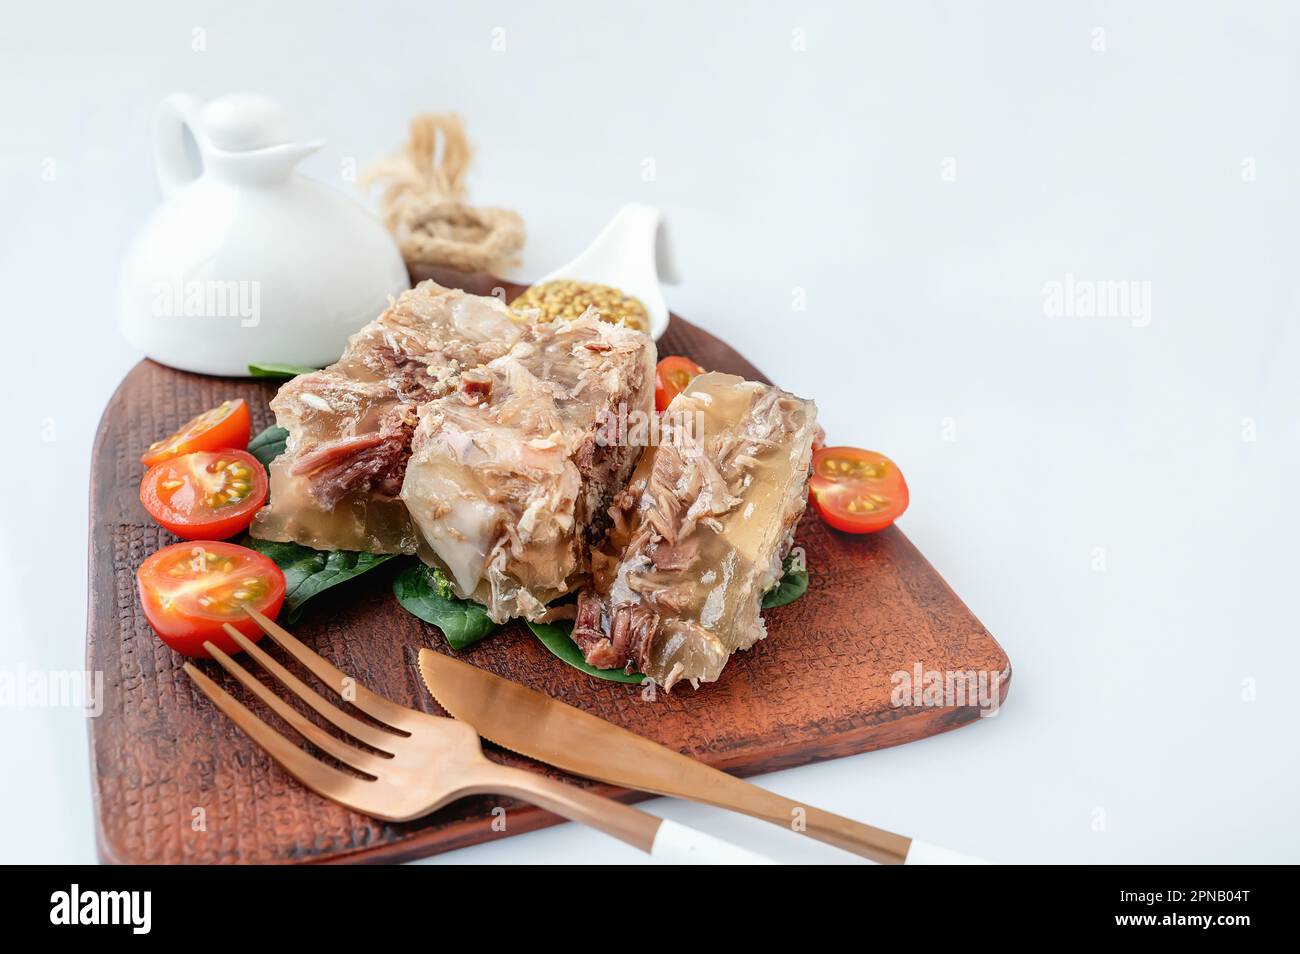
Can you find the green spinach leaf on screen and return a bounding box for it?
[393,563,499,650]
[248,362,319,379]
[526,620,646,684]
[762,552,809,609]
[247,425,289,474]
[246,538,396,623]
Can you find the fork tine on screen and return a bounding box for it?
[222,624,403,751]
[203,640,389,775]
[183,662,375,810]
[242,608,418,728]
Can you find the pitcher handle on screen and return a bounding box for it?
[156,93,204,198]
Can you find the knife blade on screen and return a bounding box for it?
[417,648,913,863]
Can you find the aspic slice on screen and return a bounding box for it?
[574,372,817,689]
[400,313,656,622]
[251,281,524,553]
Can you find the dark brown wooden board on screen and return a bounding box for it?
[87,267,1011,864]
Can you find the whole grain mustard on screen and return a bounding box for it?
[511,280,649,333]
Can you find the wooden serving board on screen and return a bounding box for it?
[87,267,1011,864]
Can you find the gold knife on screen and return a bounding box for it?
[417,649,985,864]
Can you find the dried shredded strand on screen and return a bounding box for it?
[362,113,525,273]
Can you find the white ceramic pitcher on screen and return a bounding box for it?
[117,92,409,376]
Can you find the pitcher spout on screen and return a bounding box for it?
[154,91,325,191]
[215,139,325,184]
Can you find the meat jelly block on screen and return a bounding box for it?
[401,313,656,622]
[252,282,523,553]
[575,372,817,689]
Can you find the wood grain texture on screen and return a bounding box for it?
[87,267,1011,864]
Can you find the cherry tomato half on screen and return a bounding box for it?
[654,356,705,412]
[809,446,909,534]
[141,449,268,540]
[141,399,251,468]
[137,541,286,657]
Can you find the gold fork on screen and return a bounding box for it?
[182,608,770,864]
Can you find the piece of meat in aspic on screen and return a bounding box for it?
[251,281,523,553]
[400,312,656,622]
[573,372,817,689]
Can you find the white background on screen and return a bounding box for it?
[1,1,1296,864]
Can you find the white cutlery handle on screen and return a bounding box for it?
[903,838,990,865]
[650,819,776,865]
